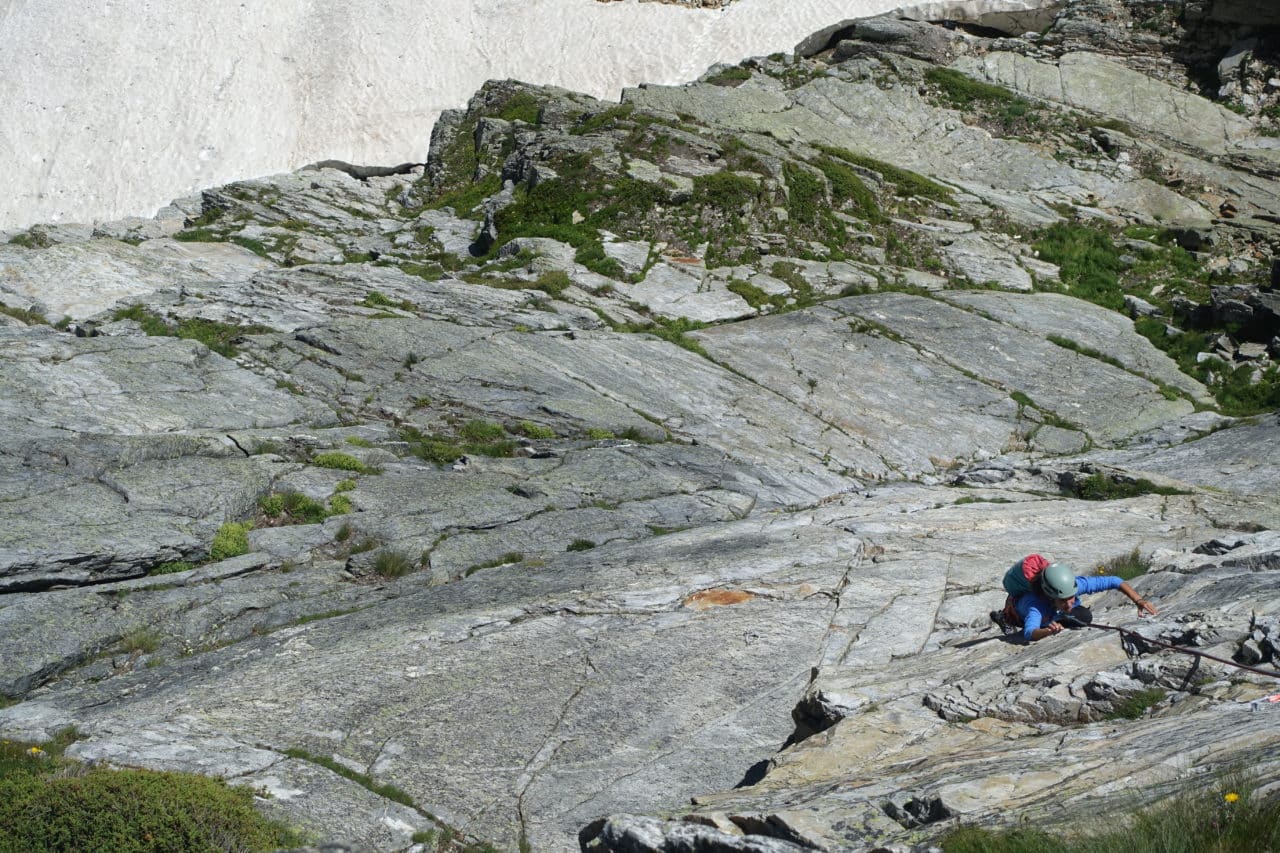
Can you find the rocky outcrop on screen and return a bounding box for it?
[1,2,1278,851]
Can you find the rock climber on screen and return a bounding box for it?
[996,560,1158,642]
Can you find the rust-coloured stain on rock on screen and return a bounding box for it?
[684,589,754,610]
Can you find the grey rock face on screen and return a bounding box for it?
[0,327,327,591]
[957,51,1254,155]
[1,3,1279,852]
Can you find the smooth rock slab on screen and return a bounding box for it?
[937,232,1033,291]
[2,512,858,850]
[0,326,321,434]
[0,237,271,320]
[834,292,1193,443]
[1083,413,1280,498]
[937,290,1210,403]
[625,261,755,322]
[693,307,1016,478]
[957,51,1255,155]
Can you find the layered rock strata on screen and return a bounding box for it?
[1,2,1278,851]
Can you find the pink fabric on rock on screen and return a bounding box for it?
[1022,554,1049,580]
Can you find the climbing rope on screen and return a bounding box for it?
[1059,614,1280,680]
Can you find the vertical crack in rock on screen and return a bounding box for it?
[815,547,862,669]
[225,433,252,457]
[788,547,863,743]
[510,647,598,845]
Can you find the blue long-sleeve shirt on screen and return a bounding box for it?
[1016,575,1124,641]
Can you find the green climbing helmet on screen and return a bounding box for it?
[1041,562,1078,599]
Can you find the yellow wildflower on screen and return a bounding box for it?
[1224,792,1240,804]
[27,746,43,755]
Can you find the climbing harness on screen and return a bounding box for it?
[1057,613,1280,681]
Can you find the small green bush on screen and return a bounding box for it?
[210,521,253,561]
[692,170,760,211]
[0,303,50,326]
[464,552,525,577]
[172,227,222,243]
[334,478,356,493]
[312,452,370,473]
[1034,223,1124,311]
[925,66,1022,109]
[231,236,270,258]
[344,436,374,448]
[814,144,952,202]
[373,550,414,578]
[110,305,271,358]
[642,317,710,357]
[783,162,825,225]
[727,279,787,311]
[259,491,329,524]
[1134,318,1280,417]
[1010,391,1035,408]
[0,764,301,853]
[1046,334,1128,371]
[519,422,556,440]
[361,291,414,311]
[813,157,884,223]
[408,430,469,461]
[574,240,624,279]
[570,104,635,136]
[460,420,506,442]
[567,539,596,552]
[259,494,286,518]
[120,629,161,655]
[7,229,53,249]
[432,173,502,218]
[328,494,353,516]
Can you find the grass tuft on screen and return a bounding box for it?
[373,550,414,579]
[1106,687,1167,720]
[281,747,414,808]
[1096,548,1150,581]
[941,772,1279,852]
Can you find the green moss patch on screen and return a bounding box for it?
[814,145,952,203]
[706,66,752,87]
[401,422,518,465]
[312,452,379,474]
[110,305,272,358]
[1067,472,1187,501]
